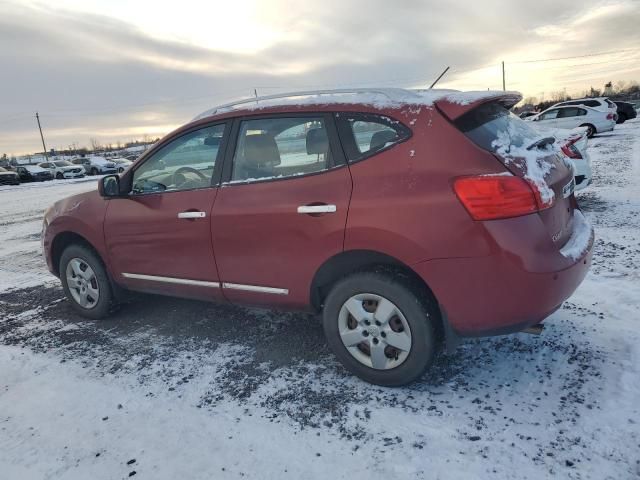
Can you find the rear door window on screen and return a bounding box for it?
[230,116,333,182]
[558,108,581,118]
[335,113,411,163]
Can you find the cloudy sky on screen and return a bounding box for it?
[1,0,639,155]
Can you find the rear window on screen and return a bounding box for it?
[335,113,411,163]
[454,102,543,154]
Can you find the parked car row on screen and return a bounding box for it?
[0,156,135,186]
[519,96,637,139]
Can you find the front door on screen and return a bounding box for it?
[104,123,228,300]
[212,114,352,309]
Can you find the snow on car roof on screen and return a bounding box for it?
[192,88,522,121]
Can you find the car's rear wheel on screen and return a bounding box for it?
[580,123,596,138]
[322,271,437,386]
[56,172,63,179]
[59,244,114,319]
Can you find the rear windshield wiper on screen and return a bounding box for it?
[526,136,555,150]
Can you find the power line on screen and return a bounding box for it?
[508,48,639,64]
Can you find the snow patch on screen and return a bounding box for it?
[560,210,594,260]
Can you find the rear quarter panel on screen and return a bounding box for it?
[344,107,508,265]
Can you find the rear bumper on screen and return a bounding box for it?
[413,212,594,336]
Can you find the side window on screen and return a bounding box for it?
[231,116,331,182]
[336,113,410,162]
[540,109,559,120]
[132,124,225,194]
[577,108,587,116]
[558,108,580,118]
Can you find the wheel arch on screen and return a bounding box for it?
[310,249,449,342]
[51,231,102,277]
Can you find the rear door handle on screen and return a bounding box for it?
[178,211,206,219]
[297,204,337,214]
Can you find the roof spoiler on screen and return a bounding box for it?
[435,91,523,121]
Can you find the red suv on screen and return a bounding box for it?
[42,89,594,386]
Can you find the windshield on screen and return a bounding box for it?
[54,161,72,167]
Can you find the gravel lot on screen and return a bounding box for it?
[1,120,639,479]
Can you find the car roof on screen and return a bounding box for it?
[191,88,522,123]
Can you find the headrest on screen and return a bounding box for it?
[369,130,397,151]
[243,134,280,167]
[306,128,329,155]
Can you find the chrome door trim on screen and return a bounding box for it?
[122,273,220,288]
[222,282,289,295]
[297,205,336,214]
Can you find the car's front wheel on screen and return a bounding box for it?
[322,271,438,386]
[59,244,114,319]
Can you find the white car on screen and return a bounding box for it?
[71,156,118,175]
[39,160,85,179]
[526,105,615,138]
[553,97,618,117]
[112,158,133,173]
[559,132,592,191]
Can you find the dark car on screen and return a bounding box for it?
[614,101,637,124]
[16,165,54,182]
[42,88,594,386]
[0,166,20,185]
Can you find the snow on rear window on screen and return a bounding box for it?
[455,102,560,204]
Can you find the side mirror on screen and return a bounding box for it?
[98,175,120,198]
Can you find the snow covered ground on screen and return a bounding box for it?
[1,121,639,479]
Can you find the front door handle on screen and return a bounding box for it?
[297,204,337,214]
[178,211,206,219]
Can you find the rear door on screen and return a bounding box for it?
[212,113,352,309]
[104,123,229,300]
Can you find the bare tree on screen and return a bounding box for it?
[90,138,101,152]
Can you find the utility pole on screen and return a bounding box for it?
[35,112,48,159]
[502,61,506,91]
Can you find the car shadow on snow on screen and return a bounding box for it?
[0,285,604,444]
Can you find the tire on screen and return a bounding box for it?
[56,172,63,179]
[616,113,627,124]
[581,124,596,138]
[322,271,438,386]
[90,167,100,176]
[59,244,115,319]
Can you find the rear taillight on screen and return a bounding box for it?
[561,142,582,159]
[453,175,553,221]
[606,113,614,120]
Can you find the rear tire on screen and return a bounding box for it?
[322,271,437,386]
[59,244,115,319]
[56,172,63,179]
[580,124,596,138]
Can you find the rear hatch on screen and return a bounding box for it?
[441,98,576,248]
